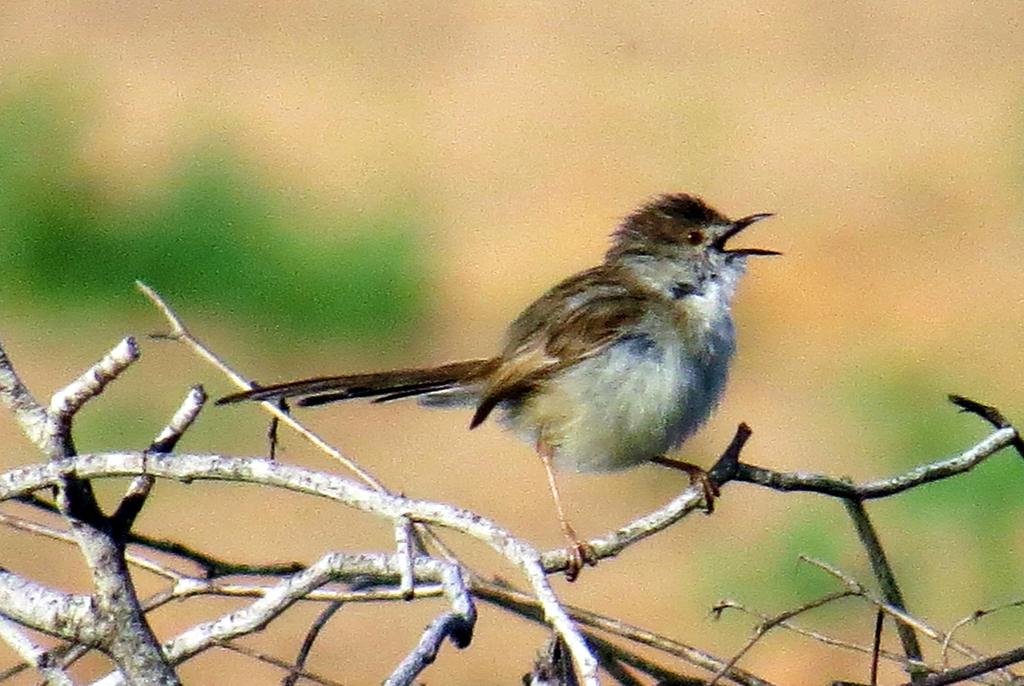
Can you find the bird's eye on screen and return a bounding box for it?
[686,230,704,246]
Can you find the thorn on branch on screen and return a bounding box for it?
[708,423,753,488]
[949,394,1024,460]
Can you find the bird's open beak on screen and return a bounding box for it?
[713,212,780,256]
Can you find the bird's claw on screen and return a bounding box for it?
[564,539,598,582]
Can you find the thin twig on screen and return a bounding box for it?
[216,640,346,686]
[709,597,915,670]
[282,601,343,686]
[473,579,774,686]
[0,617,73,686]
[906,647,1024,686]
[942,599,1024,668]
[112,385,207,533]
[842,498,925,683]
[708,591,856,685]
[871,608,884,686]
[800,557,988,665]
[948,395,1024,460]
[714,428,1016,500]
[136,280,385,490]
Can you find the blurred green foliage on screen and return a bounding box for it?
[0,81,429,347]
[706,503,848,609]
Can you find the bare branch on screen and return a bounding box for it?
[943,600,1024,667]
[473,579,774,686]
[948,395,1024,460]
[215,640,347,686]
[0,617,74,686]
[14,448,596,682]
[0,337,50,451]
[710,598,915,670]
[49,337,139,426]
[394,516,417,600]
[551,424,751,572]
[0,569,100,644]
[136,281,387,491]
[150,385,207,453]
[526,636,580,686]
[112,385,208,533]
[800,557,991,667]
[281,601,342,686]
[842,498,924,682]
[713,427,1017,500]
[1,334,181,685]
[385,614,473,686]
[708,591,855,685]
[904,647,1024,686]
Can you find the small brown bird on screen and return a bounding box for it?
[219,193,777,580]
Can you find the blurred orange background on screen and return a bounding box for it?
[1,2,1023,684]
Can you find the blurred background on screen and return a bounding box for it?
[0,1,1023,683]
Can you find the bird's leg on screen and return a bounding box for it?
[537,440,596,582]
[650,456,720,513]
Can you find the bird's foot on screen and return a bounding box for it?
[651,457,721,513]
[563,536,598,582]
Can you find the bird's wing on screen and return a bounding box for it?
[470,270,653,428]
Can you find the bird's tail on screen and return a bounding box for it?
[216,359,495,408]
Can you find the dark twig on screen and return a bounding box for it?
[474,579,774,686]
[127,533,306,579]
[842,499,925,683]
[590,644,647,686]
[268,397,288,460]
[216,640,346,686]
[870,609,883,686]
[282,601,343,686]
[904,646,1024,686]
[948,395,1024,460]
[14,492,305,579]
[581,631,698,686]
[526,635,580,686]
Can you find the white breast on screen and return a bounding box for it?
[515,314,735,473]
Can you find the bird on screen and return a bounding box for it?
[218,193,777,580]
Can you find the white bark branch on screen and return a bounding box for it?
[0,334,181,685]
[0,337,52,453]
[0,616,74,686]
[0,452,598,683]
[0,569,100,644]
[49,337,139,425]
